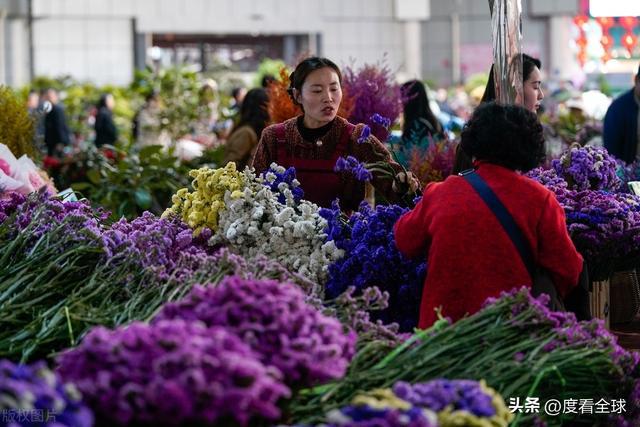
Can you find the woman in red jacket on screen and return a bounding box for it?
[251,57,417,211]
[394,102,583,328]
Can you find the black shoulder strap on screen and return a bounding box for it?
[460,169,535,279]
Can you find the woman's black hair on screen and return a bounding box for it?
[460,102,544,172]
[481,54,542,103]
[287,57,342,105]
[97,93,113,109]
[401,80,443,138]
[230,88,270,139]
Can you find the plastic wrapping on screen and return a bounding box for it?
[490,0,523,105]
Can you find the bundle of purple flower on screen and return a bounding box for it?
[260,163,304,205]
[552,145,621,192]
[323,405,436,427]
[525,167,568,194]
[558,190,640,265]
[0,191,27,223]
[320,201,426,331]
[57,319,289,426]
[102,211,214,280]
[393,380,497,418]
[0,190,106,247]
[334,156,373,182]
[1,359,93,427]
[154,276,356,389]
[342,62,402,142]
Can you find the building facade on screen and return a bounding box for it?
[0,0,578,87]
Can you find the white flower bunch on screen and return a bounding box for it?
[210,165,344,284]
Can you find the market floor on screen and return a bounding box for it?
[612,318,640,352]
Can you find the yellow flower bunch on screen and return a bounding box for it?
[164,162,246,235]
[352,388,411,411]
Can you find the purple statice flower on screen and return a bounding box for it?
[324,405,436,427]
[153,276,356,389]
[559,190,640,265]
[334,156,373,182]
[525,167,568,194]
[260,164,305,205]
[102,211,214,280]
[343,60,402,142]
[319,201,425,332]
[481,287,640,382]
[357,125,372,144]
[393,379,496,417]
[552,145,621,192]
[2,190,106,250]
[0,191,27,223]
[0,359,93,427]
[370,113,392,130]
[57,320,289,426]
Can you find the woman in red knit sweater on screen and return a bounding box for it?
[251,57,418,211]
[394,103,583,328]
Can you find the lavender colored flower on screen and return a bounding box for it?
[0,359,93,427]
[154,276,356,389]
[0,191,27,223]
[334,156,373,182]
[342,61,402,142]
[102,211,214,280]
[525,167,568,194]
[370,113,392,130]
[552,145,621,191]
[393,379,496,417]
[324,405,436,427]
[1,190,106,251]
[57,320,289,426]
[357,125,372,144]
[320,201,425,331]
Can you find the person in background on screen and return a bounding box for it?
[394,102,583,328]
[251,57,418,211]
[43,88,71,156]
[94,93,118,147]
[229,87,247,116]
[224,88,270,170]
[135,91,170,148]
[401,80,445,144]
[603,64,640,163]
[454,54,544,174]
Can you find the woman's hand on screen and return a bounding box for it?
[392,171,420,194]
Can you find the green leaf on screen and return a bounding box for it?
[134,189,152,209]
[71,182,93,191]
[139,145,163,159]
[86,169,101,185]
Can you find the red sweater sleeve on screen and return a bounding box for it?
[393,183,436,259]
[536,192,583,298]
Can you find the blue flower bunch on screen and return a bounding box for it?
[334,156,373,182]
[0,359,93,427]
[320,201,426,331]
[260,163,304,205]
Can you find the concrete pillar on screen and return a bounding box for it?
[403,20,422,79]
[549,15,579,81]
[0,8,6,85]
[451,11,460,84]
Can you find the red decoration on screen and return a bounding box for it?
[600,34,613,48]
[619,16,638,31]
[573,15,589,28]
[578,49,588,66]
[596,17,615,30]
[622,31,638,54]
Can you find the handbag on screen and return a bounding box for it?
[460,169,590,318]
